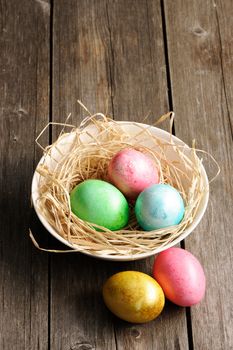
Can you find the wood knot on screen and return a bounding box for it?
[192,26,207,37]
[130,327,141,339]
[35,0,50,15]
[14,107,28,117]
[70,342,95,350]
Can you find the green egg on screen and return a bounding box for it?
[70,179,129,231]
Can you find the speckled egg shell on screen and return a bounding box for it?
[153,248,206,306]
[103,271,165,323]
[108,148,159,199]
[135,184,185,231]
[70,179,129,231]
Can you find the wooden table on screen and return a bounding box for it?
[1,1,232,349]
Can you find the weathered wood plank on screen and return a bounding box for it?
[164,0,233,349]
[108,0,168,123]
[0,0,50,349]
[52,0,113,125]
[51,1,116,349]
[214,0,233,132]
[107,1,189,349]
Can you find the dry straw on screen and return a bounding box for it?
[32,109,218,257]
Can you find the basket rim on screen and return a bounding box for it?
[31,121,209,261]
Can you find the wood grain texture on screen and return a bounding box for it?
[0,0,50,349]
[213,0,233,132]
[164,0,233,349]
[51,1,189,349]
[51,1,116,349]
[107,0,168,123]
[52,0,113,125]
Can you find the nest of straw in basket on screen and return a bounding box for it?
[33,111,208,257]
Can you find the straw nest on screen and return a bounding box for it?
[34,111,209,257]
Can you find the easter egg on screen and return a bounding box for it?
[153,248,206,306]
[70,179,129,230]
[102,271,165,323]
[135,184,185,231]
[108,148,159,199]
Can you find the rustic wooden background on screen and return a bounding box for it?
[0,0,232,349]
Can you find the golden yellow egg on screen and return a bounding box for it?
[102,271,165,323]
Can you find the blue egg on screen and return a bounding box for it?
[135,184,185,231]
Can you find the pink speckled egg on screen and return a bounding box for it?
[108,148,159,199]
[153,247,206,307]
